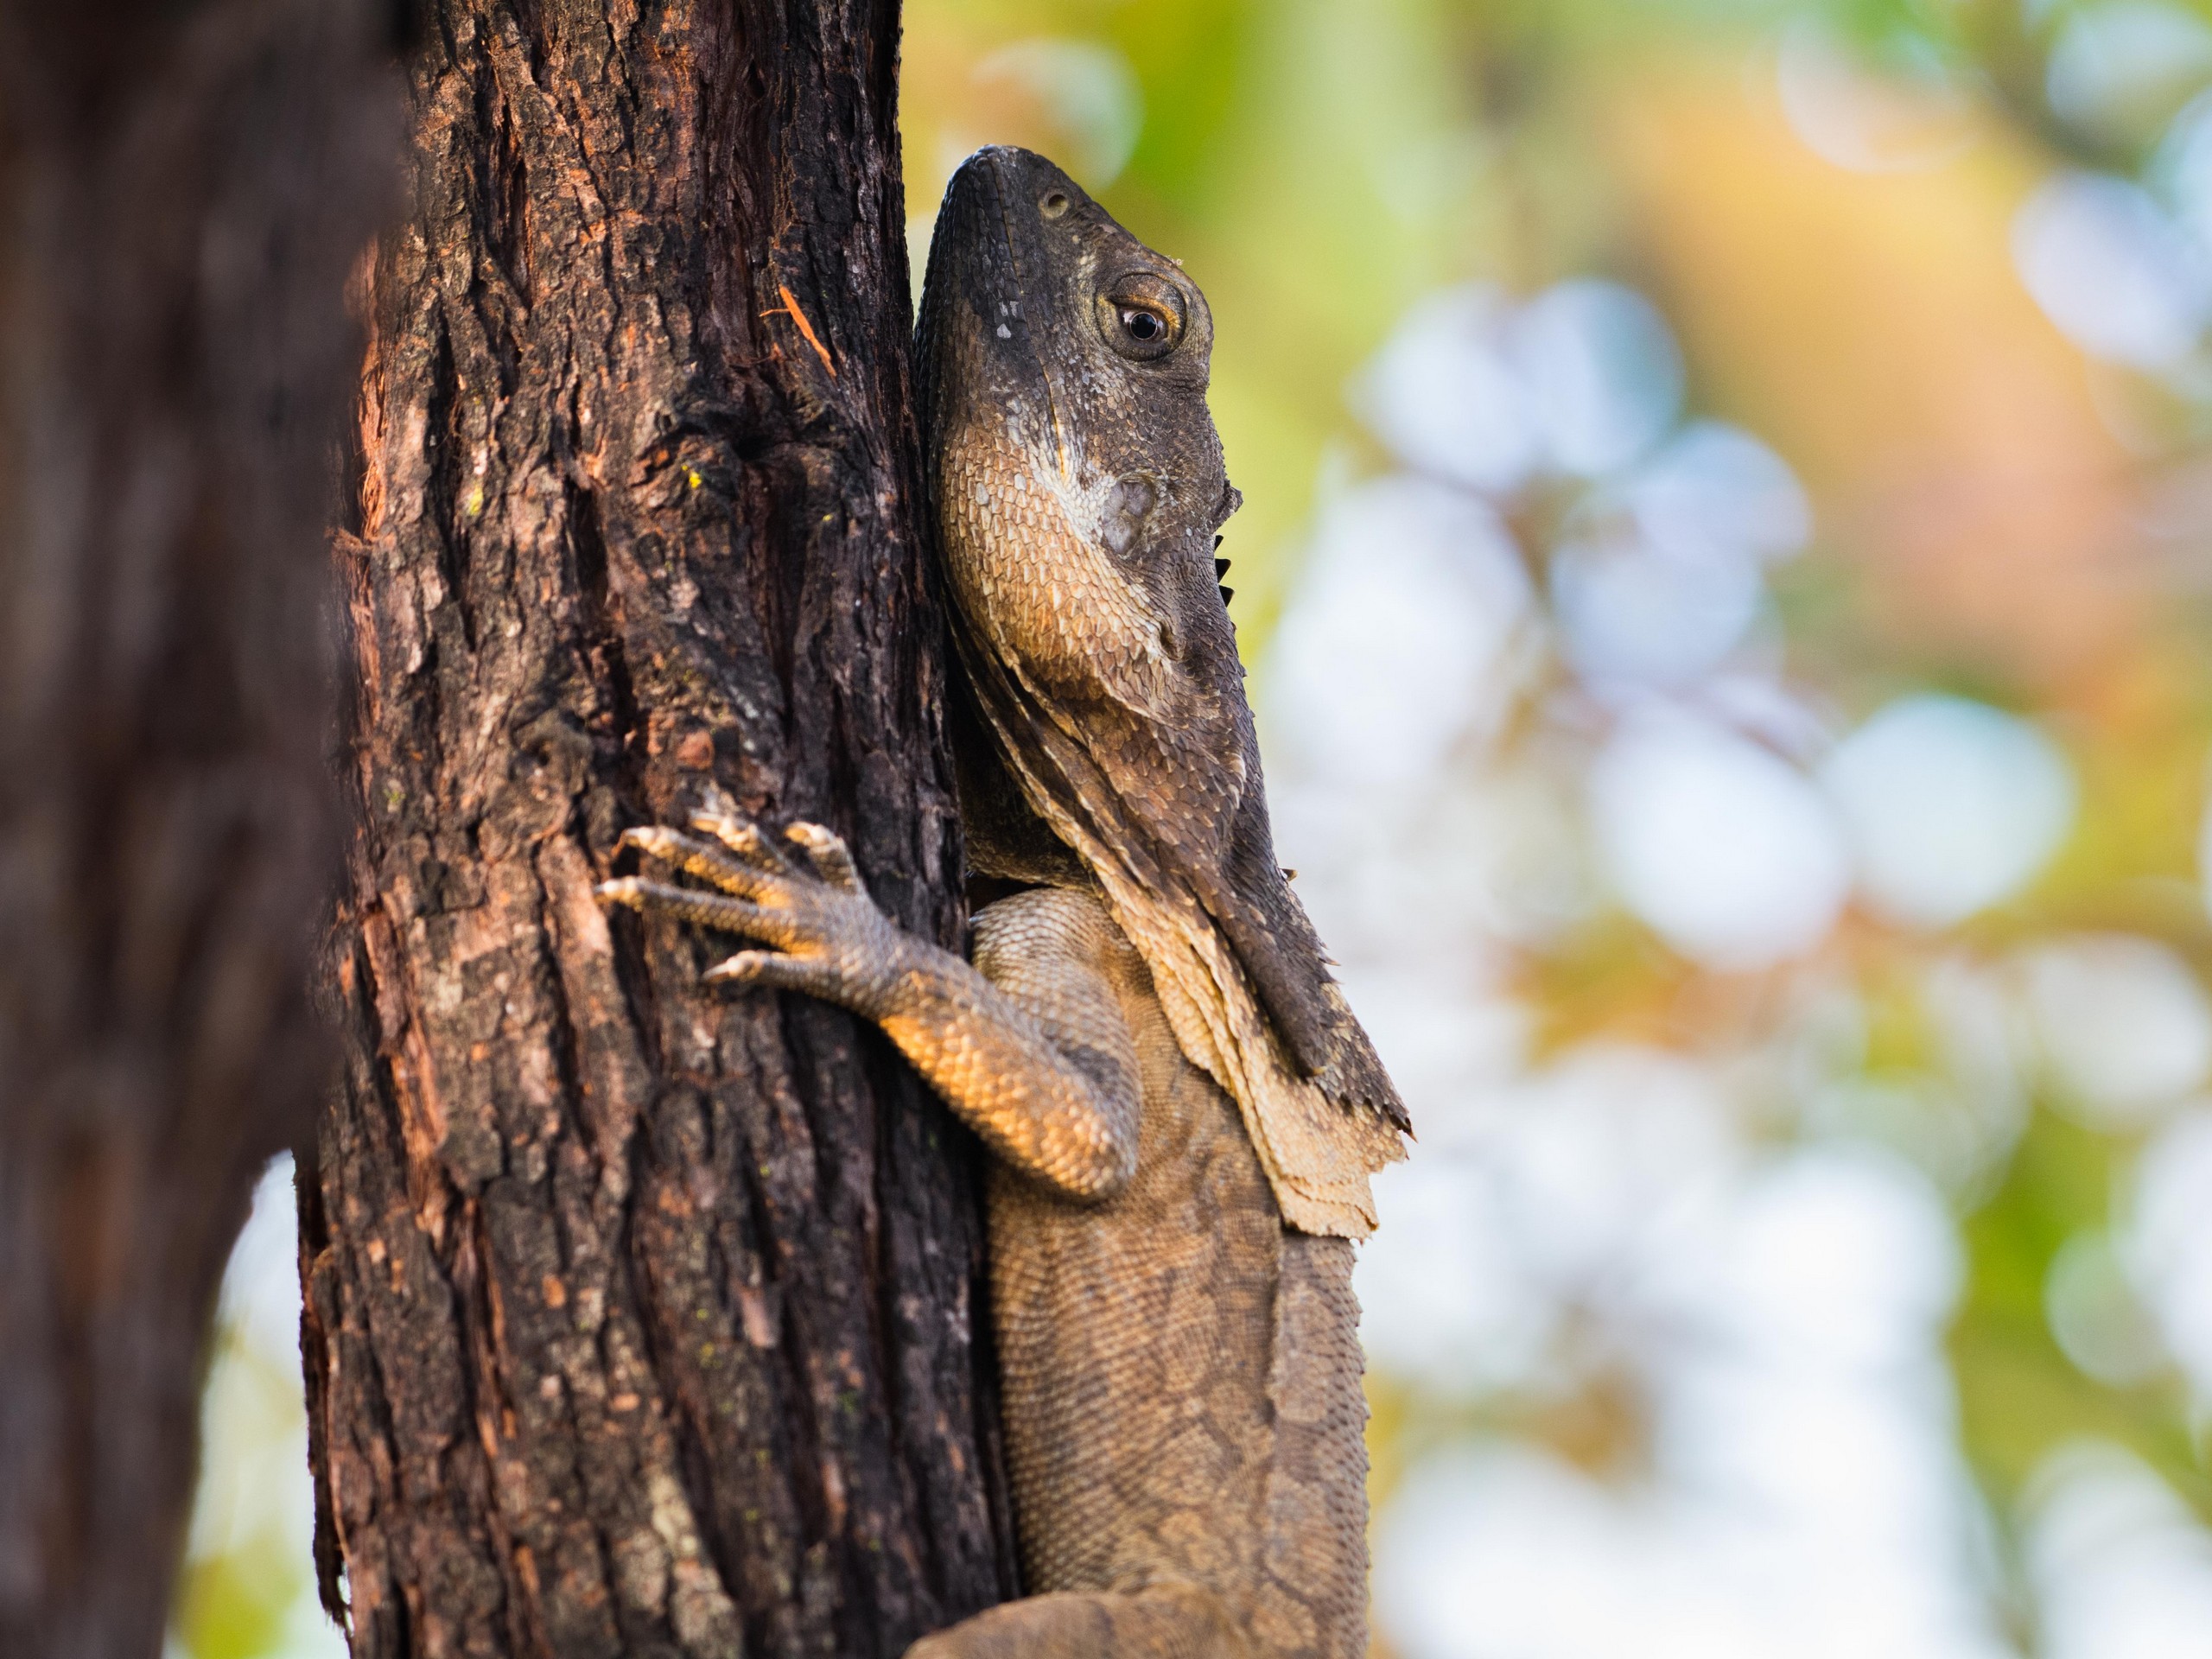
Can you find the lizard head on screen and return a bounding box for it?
[914,146,1243,715]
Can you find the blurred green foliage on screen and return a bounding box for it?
[173,1314,327,1659]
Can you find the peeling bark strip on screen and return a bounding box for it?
[0,4,395,1657]
[308,4,1016,1657]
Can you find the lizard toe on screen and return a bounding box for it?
[785,820,864,893]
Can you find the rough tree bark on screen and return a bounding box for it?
[308,4,1016,1656]
[0,5,397,1656]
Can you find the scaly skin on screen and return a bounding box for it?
[602,148,1406,1659]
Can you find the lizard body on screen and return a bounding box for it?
[602,147,1406,1659]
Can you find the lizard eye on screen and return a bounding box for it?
[1096,271,1186,361]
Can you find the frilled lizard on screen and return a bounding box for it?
[600,147,1409,1659]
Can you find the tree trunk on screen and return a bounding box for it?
[307,5,1015,1657]
[0,5,396,1656]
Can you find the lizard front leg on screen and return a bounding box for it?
[599,809,1141,1202]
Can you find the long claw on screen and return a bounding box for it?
[702,950,777,984]
[593,877,797,947]
[785,821,863,894]
[622,824,779,900]
[692,810,793,872]
[618,825,683,859]
[705,950,851,1005]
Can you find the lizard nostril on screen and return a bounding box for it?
[1039,191,1070,219]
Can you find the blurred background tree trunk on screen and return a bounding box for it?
[308,4,1015,1656]
[0,3,398,1656]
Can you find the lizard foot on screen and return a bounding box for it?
[595,809,904,1013]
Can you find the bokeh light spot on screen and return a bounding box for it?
[1510,281,1684,478]
[969,38,1144,189]
[1821,695,2075,928]
[1267,476,1531,787]
[2023,936,2212,1125]
[1589,713,1849,969]
[2014,172,2208,369]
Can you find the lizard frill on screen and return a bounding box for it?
[951,607,1406,1238]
